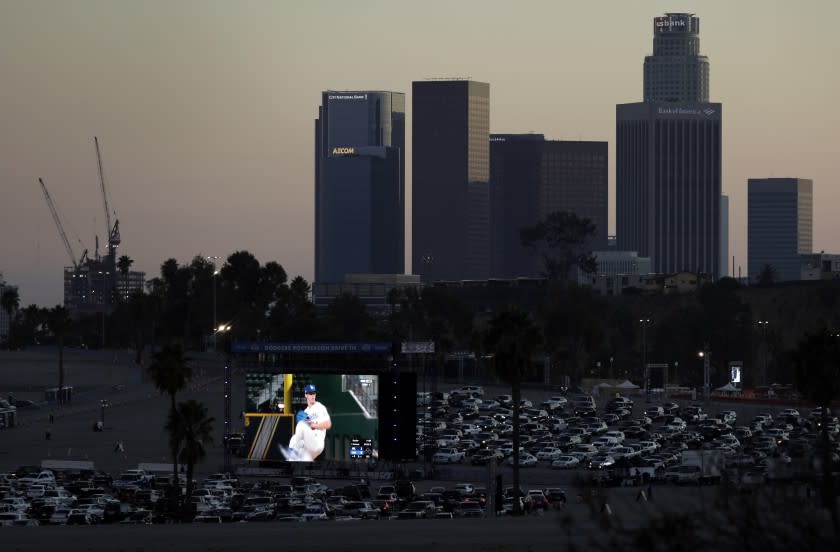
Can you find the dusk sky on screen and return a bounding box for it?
[2,1,838,307]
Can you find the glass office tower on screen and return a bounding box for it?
[748,178,813,283]
[314,91,405,283]
[617,13,721,277]
[490,135,608,278]
[616,102,722,276]
[412,80,490,282]
[644,13,709,102]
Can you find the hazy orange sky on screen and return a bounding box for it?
[2,1,838,307]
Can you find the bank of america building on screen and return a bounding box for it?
[617,13,721,276]
[314,91,405,283]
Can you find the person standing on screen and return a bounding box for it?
[284,384,331,461]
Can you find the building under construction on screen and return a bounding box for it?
[39,138,145,315]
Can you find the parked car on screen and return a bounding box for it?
[535,447,564,461]
[432,448,465,464]
[507,452,538,467]
[588,454,616,470]
[342,501,380,520]
[470,449,503,465]
[550,455,580,469]
[525,490,549,510]
[397,500,437,519]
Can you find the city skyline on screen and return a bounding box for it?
[1,1,838,307]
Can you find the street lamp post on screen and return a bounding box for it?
[99,399,110,428]
[207,256,222,352]
[699,347,711,401]
[216,323,233,474]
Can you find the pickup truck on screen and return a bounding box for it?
[431,448,465,464]
[18,470,56,487]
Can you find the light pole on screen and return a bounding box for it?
[698,346,711,401]
[639,318,650,398]
[207,256,221,352]
[99,399,110,429]
[216,323,233,474]
[757,320,769,385]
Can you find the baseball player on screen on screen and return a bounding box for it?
[282,383,332,461]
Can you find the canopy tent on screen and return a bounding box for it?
[617,380,640,389]
[716,382,739,392]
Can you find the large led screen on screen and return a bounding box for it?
[244,373,379,463]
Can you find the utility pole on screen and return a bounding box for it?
[217,323,233,474]
[699,347,711,401]
[207,256,221,352]
[757,320,769,385]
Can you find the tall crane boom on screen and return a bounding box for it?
[37,177,79,269]
[94,136,115,248]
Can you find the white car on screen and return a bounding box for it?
[637,441,660,454]
[535,447,564,461]
[507,452,538,467]
[609,446,638,460]
[453,483,475,496]
[550,455,580,469]
[569,443,599,459]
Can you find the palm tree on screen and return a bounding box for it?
[484,306,541,515]
[46,306,72,404]
[792,328,840,530]
[1,288,20,349]
[148,343,192,493]
[167,400,214,505]
[117,255,133,302]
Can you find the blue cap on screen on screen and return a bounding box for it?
[304,384,317,394]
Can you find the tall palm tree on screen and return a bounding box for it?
[167,400,214,504]
[484,306,541,515]
[792,328,840,530]
[148,343,192,492]
[1,288,20,349]
[117,255,133,302]
[46,306,72,404]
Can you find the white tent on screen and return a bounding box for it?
[716,382,739,392]
[617,380,640,389]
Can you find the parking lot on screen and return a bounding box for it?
[1,350,838,548]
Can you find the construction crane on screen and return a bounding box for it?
[94,136,120,255]
[37,177,87,269]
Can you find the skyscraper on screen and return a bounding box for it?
[314,91,405,283]
[720,195,729,278]
[490,134,608,278]
[412,80,490,282]
[748,178,813,283]
[617,13,721,276]
[644,13,709,102]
